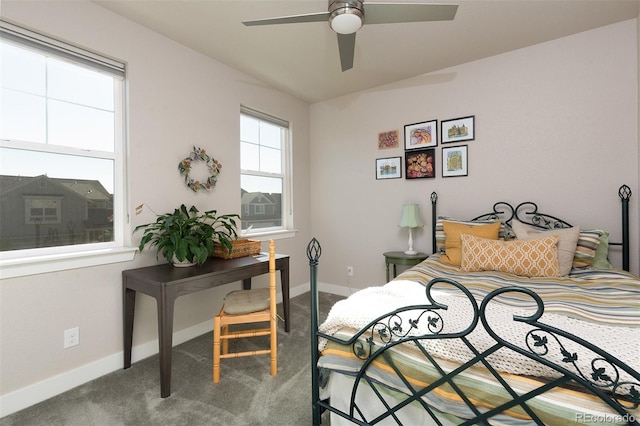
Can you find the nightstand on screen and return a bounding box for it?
[383,251,428,282]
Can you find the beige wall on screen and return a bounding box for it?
[0,0,311,414]
[0,0,638,417]
[310,18,639,291]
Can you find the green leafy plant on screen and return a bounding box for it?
[135,204,240,266]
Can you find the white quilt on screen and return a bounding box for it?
[319,280,639,380]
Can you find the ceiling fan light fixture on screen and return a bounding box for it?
[328,1,364,34]
[330,11,363,34]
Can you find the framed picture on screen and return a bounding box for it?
[378,130,399,149]
[442,145,468,177]
[405,148,436,179]
[376,156,402,179]
[404,120,437,150]
[441,115,474,143]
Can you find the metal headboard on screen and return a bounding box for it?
[431,184,632,272]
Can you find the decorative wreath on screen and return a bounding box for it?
[178,146,222,192]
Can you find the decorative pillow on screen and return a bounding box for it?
[572,229,607,269]
[590,230,612,269]
[511,220,579,276]
[439,221,501,266]
[435,216,512,254]
[461,234,560,277]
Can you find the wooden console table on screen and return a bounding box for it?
[122,253,290,398]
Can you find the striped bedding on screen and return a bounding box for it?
[396,255,640,327]
[321,335,640,425]
[317,257,640,425]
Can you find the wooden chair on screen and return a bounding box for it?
[213,239,277,383]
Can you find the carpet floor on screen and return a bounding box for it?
[0,292,344,426]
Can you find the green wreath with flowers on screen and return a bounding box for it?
[178,146,222,192]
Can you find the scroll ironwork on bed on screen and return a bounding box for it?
[308,184,637,425]
[308,250,640,424]
[308,238,639,425]
[430,184,632,271]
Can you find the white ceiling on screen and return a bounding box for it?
[94,0,639,103]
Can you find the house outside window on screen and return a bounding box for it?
[240,107,292,233]
[0,22,126,257]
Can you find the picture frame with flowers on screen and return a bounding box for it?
[405,148,436,179]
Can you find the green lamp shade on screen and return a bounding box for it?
[399,204,423,228]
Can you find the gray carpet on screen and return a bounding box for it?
[0,292,344,426]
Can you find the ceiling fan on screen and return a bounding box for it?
[243,1,458,72]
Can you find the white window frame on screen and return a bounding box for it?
[0,21,135,279]
[240,106,295,240]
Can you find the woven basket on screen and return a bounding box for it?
[212,239,261,259]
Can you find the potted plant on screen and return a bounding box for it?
[135,204,240,267]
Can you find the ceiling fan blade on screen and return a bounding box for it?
[243,12,330,27]
[364,3,458,24]
[337,33,356,72]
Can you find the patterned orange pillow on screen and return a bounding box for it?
[460,233,560,277]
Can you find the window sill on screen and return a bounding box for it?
[0,247,138,279]
[241,229,298,241]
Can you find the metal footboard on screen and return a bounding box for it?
[308,238,640,425]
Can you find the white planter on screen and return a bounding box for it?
[172,256,197,267]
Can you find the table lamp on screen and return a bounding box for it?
[399,203,423,255]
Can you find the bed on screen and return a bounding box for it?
[308,184,638,425]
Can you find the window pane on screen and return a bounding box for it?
[259,122,281,149]
[47,58,114,110]
[0,88,46,143]
[240,115,259,143]
[240,141,259,170]
[0,42,46,95]
[0,147,114,251]
[48,99,115,151]
[240,175,282,230]
[260,145,281,173]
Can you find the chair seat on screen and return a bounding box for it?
[223,288,270,315]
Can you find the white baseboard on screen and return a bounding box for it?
[0,282,335,418]
[0,317,212,418]
[316,281,357,298]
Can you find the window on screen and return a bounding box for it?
[25,197,62,224]
[240,107,291,233]
[0,21,129,271]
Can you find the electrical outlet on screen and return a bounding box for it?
[347,266,354,276]
[64,327,79,349]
